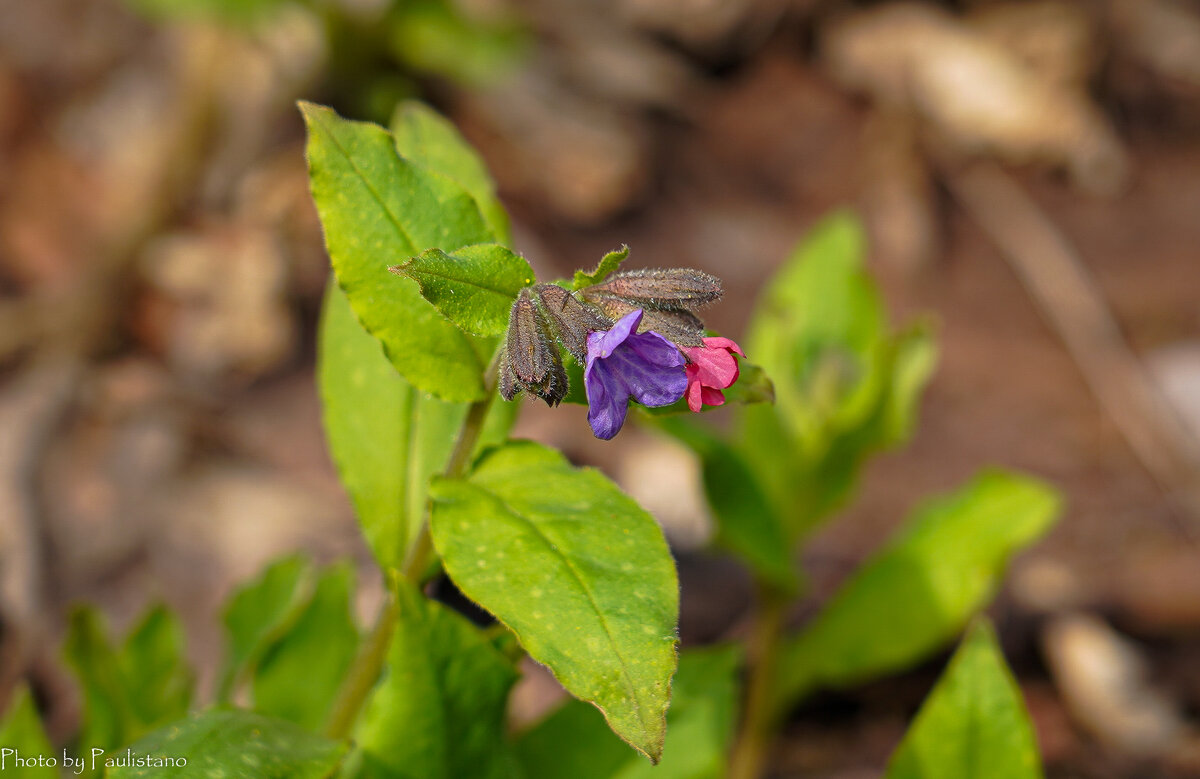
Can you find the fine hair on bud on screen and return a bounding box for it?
[535,284,612,361]
[503,288,568,406]
[584,293,707,347]
[582,268,723,310]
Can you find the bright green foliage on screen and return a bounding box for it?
[572,246,630,289]
[319,283,515,573]
[738,212,938,541]
[301,102,497,402]
[63,605,193,758]
[347,584,519,779]
[218,556,314,702]
[0,685,55,777]
[393,244,535,337]
[887,620,1045,779]
[429,441,679,762]
[774,471,1061,711]
[253,564,360,730]
[390,101,510,242]
[106,709,348,778]
[515,645,741,779]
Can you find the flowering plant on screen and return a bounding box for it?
[5,101,1062,779]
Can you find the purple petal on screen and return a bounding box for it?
[585,356,629,439]
[590,309,643,358]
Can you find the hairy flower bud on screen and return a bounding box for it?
[581,268,722,311]
[534,283,612,361]
[501,288,567,406]
[582,293,706,347]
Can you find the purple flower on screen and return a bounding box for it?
[584,309,687,440]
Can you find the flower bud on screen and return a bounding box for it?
[534,283,612,361]
[583,292,706,347]
[501,288,568,406]
[580,268,722,310]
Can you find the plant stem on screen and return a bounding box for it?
[324,350,502,739]
[729,582,789,779]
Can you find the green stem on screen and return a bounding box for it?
[323,350,502,740]
[728,582,789,779]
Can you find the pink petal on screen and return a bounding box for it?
[686,375,704,412]
[702,336,744,357]
[690,345,739,388]
[700,386,726,407]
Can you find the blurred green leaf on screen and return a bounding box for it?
[253,564,360,731]
[430,441,678,762]
[387,0,528,87]
[347,584,519,779]
[390,101,510,243]
[0,685,55,777]
[657,421,794,590]
[122,0,284,25]
[572,246,630,290]
[319,282,515,573]
[886,619,1044,779]
[515,645,741,779]
[218,556,314,703]
[392,244,534,337]
[64,605,194,759]
[774,471,1061,714]
[301,101,496,402]
[106,709,347,778]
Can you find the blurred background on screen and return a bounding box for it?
[1,0,1200,775]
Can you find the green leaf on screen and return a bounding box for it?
[515,645,741,779]
[774,471,1061,714]
[886,619,1045,779]
[122,0,283,25]
[119,607,194,731]
[301,101,496,402]
[429,441,679,762]
[572,246,630,290]
[319,282,516,572]
[391,244,534,337]
[64,605,195,755]
[657,421,794,590]
[0,685,55,777]
[218,556,315,703]
[348,584,518,779]
[390,101,510,243]
[253,564,360,731]
[105,709,348,778]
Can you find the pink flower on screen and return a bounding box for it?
[680,337,745,412]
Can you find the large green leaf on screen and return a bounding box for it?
[218,556,315,703]
[64,606,194,757]
[429,441,679,762]
[515,645,741,779]
[319,282,515,572]
[253,564,360,731]
[392,244,534,337]
[301,101,496,402]
[347,584,518,779]
[105,709,347,778]
[774,471,1061,714]
[0,685,55,777]
[886,619,1045,779]
[390,101,510,243]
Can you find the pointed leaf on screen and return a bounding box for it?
[319,282,516,572]
[390,101,510,242]
[105,709,347,778]
[572,246,630,290]
[430,441,679,762]
[886,620,1045,779]
[120,607,194,729]
[301,101,496,402]
[391,244,534,337]
[349,584,519,779]
[515,645,741,779]
[0,685,55,777]
[775,471,1061,713]
[253,564,360,730]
